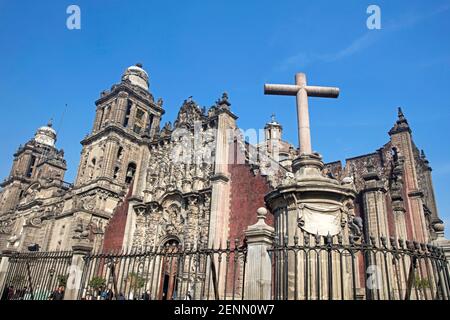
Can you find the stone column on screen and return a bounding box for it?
[92,105,104,133]
[114,92,129,125]
[362,170,389,241]
[134,145,150,197]
[101,138,118,178]
[208,109,237,249]
[244,208,274,300]
[0,249,17,293]
[64,242,93,300]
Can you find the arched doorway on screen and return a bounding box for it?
[159,238,180,300]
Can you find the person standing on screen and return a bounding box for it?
[49,286,65,300]
[141,290,148,300]
[1,286,13,300]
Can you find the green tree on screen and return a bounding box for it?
[57,274,68,287]
[415,275,430,299]
[88,276,106,292]
[126,272,146,292]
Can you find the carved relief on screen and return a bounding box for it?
[132,192,210,249]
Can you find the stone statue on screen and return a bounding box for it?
[348,216,363,238]
[73,219,90,240]
[342,176,354,185]
[7,233,21,245]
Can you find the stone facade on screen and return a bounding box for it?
[0,65,447,258]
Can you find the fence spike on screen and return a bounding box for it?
[405,240,412,251]
[326,232,332,246]
[398,238,405,249]
[234,238,240,249]
[293,235,299,247]
[304,233,310,246]
[380,236,387,248]
[314,233,320,246]
[284,235,289,247]
[369,235,376,247]
[389,236,396,248]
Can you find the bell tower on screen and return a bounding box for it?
[0,121,67,214]
[264,114,283,154]
[75,63,165,188]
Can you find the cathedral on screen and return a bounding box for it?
[0,63,448,256]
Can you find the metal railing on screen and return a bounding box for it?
[1,235,449,301]
[270,233,450,300]
[77,240,247,301]
[1,251,73,300]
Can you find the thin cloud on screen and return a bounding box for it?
[278,4,450,70]
[277,32,379,70]
[387,3,450,30]
[322,32,380,63]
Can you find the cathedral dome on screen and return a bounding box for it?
[35,121,57,147]
[121,63,149,91]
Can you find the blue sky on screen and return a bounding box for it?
[0,0,449,237]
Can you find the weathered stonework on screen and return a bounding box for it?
[0,66,447,274]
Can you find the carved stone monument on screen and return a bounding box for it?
[264,73,358,299]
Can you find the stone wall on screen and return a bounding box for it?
[102,186,133,252]
[228,141,274,244]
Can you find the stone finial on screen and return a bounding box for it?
[421,149,426,159]
[257,207,268,222]
[221,92,229,102]
[398,107,405,121]
[389,107,411,135]
[421,149,431,168]
[217,92,231,108]
[245,207,274,238]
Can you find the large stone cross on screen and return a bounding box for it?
[264,73,340,154]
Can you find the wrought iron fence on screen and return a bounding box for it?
[1,235,449,301]
[77,240,247,301]
[270,233,450,300]
[1,251,73,300]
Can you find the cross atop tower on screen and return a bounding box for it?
[264,73,340,155]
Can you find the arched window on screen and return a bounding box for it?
[117,147,123,160]
[113,167,120,179]
[26,155,37,178]
[125,162,137,184]
[123,99,133,127]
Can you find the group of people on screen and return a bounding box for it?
[82,288,153,301]
[2,284,193,301]
[1,285,65,300]
[1,286,20,300]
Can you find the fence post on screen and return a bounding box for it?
[0,249,17,293]
[244,207,274,300]
[64,242,93,300]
